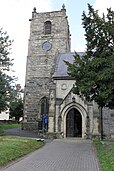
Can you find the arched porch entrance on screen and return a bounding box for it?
[66,108,82,137]
[61,102,87,138]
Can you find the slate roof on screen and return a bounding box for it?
[53,52,84,79]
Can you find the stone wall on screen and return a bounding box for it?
[103,108,114,139]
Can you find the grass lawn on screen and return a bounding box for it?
[93,140,114,171]
[0,123,20,135]
[0,136,44,165]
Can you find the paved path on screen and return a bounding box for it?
[3,128,39,138]
[1,139,100,171]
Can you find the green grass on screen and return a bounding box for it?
[0,123,20,135]
[93,139,114,171]
[0,136,44,165]
[0,123,20,129]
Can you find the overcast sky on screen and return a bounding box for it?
[0,0,113,88]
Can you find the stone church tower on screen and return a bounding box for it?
[23,5,114,139]
[23,5,71,133]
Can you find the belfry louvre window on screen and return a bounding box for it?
[44,21,51,34]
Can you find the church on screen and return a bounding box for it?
[23,5,114,139]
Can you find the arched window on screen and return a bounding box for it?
[40,97,49,131]
[40,97,49,116]
[44,21,51,34]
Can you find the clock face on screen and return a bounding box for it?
[42,41,52,51]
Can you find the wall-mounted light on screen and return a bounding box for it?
[72,96,75,102]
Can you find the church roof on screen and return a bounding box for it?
[53,52,84,79]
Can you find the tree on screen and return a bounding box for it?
[0,28,15,112]
[0,28,13,71]
[9,84,24,121]
[10,98,23,121]
[0,72,14,112]
[66,4,114,140]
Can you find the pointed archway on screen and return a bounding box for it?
[66,108,82,137]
